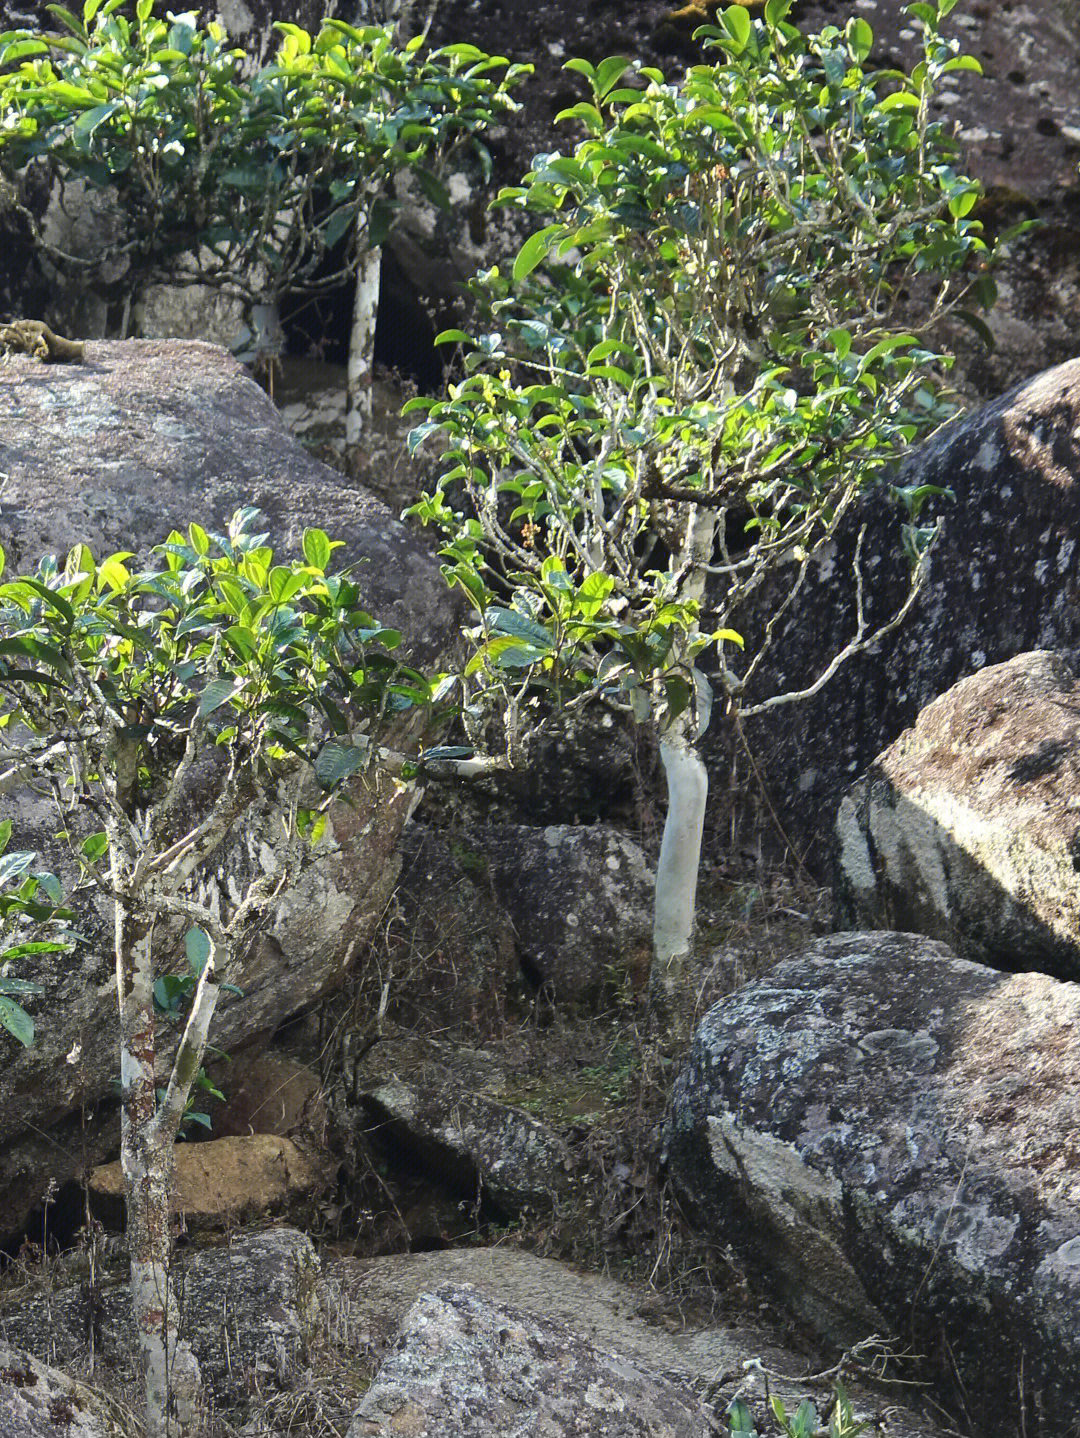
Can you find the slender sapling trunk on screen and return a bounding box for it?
[346,230,381,450]
[649,714,709,1035]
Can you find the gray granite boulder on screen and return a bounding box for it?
[322,1246,944,1437]
[837,651,1080,978]
[0,1226,319,1410]
[0,338,449,1234]
[479,823,654,1002]
[728,357,1080,858]
[0,1345,125,1438]
[0,339,459,663]
[667,930,1080,1434]
[346,1283,713,1438]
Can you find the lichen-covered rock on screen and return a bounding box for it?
[346,1283,713,1438]
[479,823,654,1002]
[0,1226,319,1410]
[181,1225,320,1401]
[0,339,459,661]
[667,931,1080,1434]
[733,357,1080,858]
[0,338,447,1236]
[321,1246,944,1437]
[0,1345,126,1438]
[89,1133,332,1230]
[837,651,1080,977]
[361,1076,569,1215]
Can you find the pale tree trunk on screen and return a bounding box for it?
[647,502,717,1038]
[648,715,709,1037]
[114,892,202,1438]
[346,232,381,453]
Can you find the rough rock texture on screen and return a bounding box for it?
[346,1283,713,1438]
[207,1051,325,1140]
[361,1076,570,1215]
[0,340,458,660]
[0,1226,319,1409]
[0,1345,125,1438]
[478,823,654,1002]
[667,930,1080,1434]
[89,1133,332,1230]
[0,756,416,1241]
[387,822,518,1033]
[0,338,446,1236]
[837,651,1080,978]
[732,357,1080,858]
[324,1247,944,1438]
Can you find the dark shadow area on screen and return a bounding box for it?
[279,245,443,392]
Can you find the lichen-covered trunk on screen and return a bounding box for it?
[114,895,200,1437]
[346,237,381,450]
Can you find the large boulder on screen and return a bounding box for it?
[0,340,447,1237]
[0,1226,320,1410]
[731,357,1080,858]
[346,1283,714,1438]
[667,931,1080,1434]
[0,340,458,661]
[322,1246,944,1437]
[837,651,1080,977]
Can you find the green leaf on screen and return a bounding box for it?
[0,995,34,1048]
[80,832,109,863]
[313,740,365,789]
[846,16,872,61]
[720,3,752,49]
[185,925,212,975]
[302,528,332,572]
[487,607,554,649]
[0,974,46,992]
[594,56,629,100]
[198,677,237,717]
[512,225,562,283]
[0,850,36,887]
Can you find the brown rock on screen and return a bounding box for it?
[89,1135,331,1231]
[209,1053,324,1140]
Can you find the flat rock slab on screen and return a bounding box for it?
[667,930,1080,1433]
[838,650,1080,978]
[0,339,458,662]
[346,1283,713,1438]
[323,1248,944,1437]
[0,1345,124,1438]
